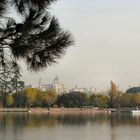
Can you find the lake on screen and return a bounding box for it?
[0,112,140,140]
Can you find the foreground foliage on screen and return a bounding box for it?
[0,0,74,107]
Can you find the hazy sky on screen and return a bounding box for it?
[22,0,140,91]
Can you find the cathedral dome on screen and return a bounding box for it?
[126,87,140,94]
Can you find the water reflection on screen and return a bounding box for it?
[0,113,140,140]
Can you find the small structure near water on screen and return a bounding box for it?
[132,110,140,116]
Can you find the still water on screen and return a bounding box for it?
[0,112,140,140]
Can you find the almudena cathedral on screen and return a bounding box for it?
[40,76,69,94]
[40,76,96,95]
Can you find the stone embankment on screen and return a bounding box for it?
[29,108,111,114]
[0,108,28,112]
[49,108,111,114]
[0,108,111,114]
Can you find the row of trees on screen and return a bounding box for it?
[57,92,109,108]
[3,89,140,108]
[56,81,140,108]
[57,92,140,108]
[4,88,57,108]
[2,81,140,108]
[1,89,110,108]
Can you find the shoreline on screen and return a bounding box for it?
[0,108,111,114]
[1,108,137,114]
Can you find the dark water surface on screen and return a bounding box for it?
[0,112,140,140]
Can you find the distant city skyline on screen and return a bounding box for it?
[28,75,98,94]
[24,74,137,92]
[20,0,140,91]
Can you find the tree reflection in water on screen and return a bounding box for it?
[0,113,140,140]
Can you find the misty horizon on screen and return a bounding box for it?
[19,0,140,91]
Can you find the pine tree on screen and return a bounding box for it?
[0,0,74,71]
[0,0,74,106]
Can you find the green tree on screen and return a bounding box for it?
[95,94,109,108]
[10,65,25,94]
[121,94,136,107]
[6,95,14,107]
[0,64,12,106]
[108,81,117,107]
[108,81,122,108]
[57,94,69,107]
[88,94,96,106]
[57,92,88,108]
[134,93,140,107]
[13,92,26,107]
[0,0,74,71]
[43,89,57,107]
[24,88,37,107]
[113,91,124,108]
[35,90,45,107]
[89,94,109,108]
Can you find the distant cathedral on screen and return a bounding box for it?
[52,76,69,94]
[41,76,69,94]
[52,76,62,94]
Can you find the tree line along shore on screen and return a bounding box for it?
[0,81,140,109]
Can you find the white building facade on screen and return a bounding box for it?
[52,76,69,94]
